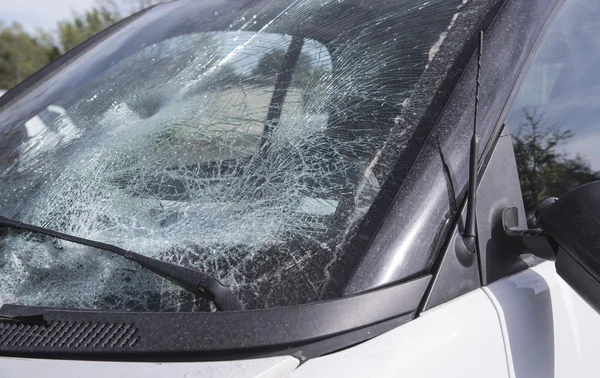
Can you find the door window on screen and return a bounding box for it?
[506,0,600,225]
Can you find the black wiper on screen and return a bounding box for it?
[0,216,243,311]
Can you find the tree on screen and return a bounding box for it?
[57,7,119,53]
[0,22,57,89]
[57,0,165,53]
[0,0,166,90]
[513,107,600,225]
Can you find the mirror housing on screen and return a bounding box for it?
[538,181,600,313]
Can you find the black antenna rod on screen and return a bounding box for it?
[463,31,484,253]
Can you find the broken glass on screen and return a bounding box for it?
[0,0,468,311]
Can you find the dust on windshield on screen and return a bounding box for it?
[0,0,468,311]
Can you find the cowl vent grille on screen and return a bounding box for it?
[0,321,139,349]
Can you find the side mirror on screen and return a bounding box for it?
[537,181,600,313]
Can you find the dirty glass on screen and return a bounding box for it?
[506,0,600,225]
[0,0,468,311]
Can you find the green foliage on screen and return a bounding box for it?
[0,22,56,90]
[513,108,600,224]
[0,0,165,90]
[55,0,167,53]
[57,7,119,53]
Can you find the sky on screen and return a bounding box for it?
[0,0,97,33]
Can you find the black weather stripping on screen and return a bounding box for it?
[0,216,243,311]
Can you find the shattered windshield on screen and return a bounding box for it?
[0,0,467,312]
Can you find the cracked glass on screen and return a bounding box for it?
[0,0,467,311]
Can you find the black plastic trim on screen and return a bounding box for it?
[291,312,415,363]
[0,275,429,361]
[345,0,562,295]
[476,0,567,284]
[343,0,509,296]
[422,123,506,311]
[555,249,600,314]
[406,0,564,309]
[475,126,543,285]
[422,211,480,311]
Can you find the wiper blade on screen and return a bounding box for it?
[0,216,243,311]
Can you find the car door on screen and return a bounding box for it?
[484,0,600,376]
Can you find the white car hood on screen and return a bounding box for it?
[0,355,299,378]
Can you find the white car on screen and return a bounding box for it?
[1,0,600,377]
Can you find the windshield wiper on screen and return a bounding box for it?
[0,215,243,311]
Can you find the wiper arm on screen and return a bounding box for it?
[0,216,243,311]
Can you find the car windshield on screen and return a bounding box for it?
[0,0,466,312]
